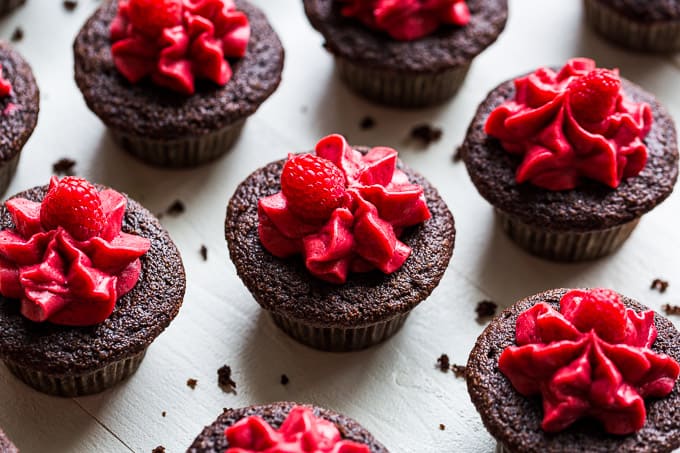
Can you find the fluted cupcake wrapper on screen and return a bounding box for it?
[584,0,680,53]
[335,57,470,108]
[269,311,411,352]
[0,153,20,197]
[0,0,24,15]
[4,349,147,397]
[496,209,639,262]
[110,119,246,168]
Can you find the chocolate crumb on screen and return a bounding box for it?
[475,300,498,319]
[280,374,289,385]
[52,158,76,176]
[152,447,165,453]
[451,364,466,379]
[410,124,442,147]
[161,411,166,418]
[199,245,208,261]
[186,378,197,390]
[166,200,185,216]
[63,0,77,10]
[436,353,450,372]
[452,145,464,162]
[218,365,237,394]
[359,116,376,130]
[662,304,680,316]
[651,278,669,293]
[10,27,23,43]
[439,423,446,431]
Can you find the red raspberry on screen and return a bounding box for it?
[568,68,621,123]
[570,288,627,343]
[40,177,106,241]
[128,0,183,36]
[281,154,347,222]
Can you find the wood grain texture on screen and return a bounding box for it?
[0,0,678,452]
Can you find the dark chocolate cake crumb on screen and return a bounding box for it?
[452,145,464,162]
[63,0,77,10]
[359,116,376,130]
[218,365,237,394]
[476,300,498,319]
[439,423,446,431]
[652,278,670,293]
[166,200,185,216]
[280,374,289,385]
[161,411,166,417]
[186,378,197,390]
[152,447,165,453]
[451,364,466,379]
[199,245,208,261]
[10,27,23,43]
[52,158,76,176]
[410,124,442,147]
[662,304,680,316]
[436,353,450,372]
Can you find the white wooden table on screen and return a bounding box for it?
[0,1,679,451]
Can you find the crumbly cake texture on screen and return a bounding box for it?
[0,428,17,453]
[593,0,680,22]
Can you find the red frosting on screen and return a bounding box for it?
[110,0,250,95]
[224,406,370,453]
[340,0,470,41]
[499,289,680,435]
[485,58,653,190]
[258,134,431,284]
[0,65,11,97]
[0,177,151,326]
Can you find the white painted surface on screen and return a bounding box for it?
[0,1,679,452]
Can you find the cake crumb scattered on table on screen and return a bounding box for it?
[651,278,669,293]
[152,446,165,453]
[218,365,237,394]
[166,200,186,216]
[10,27,23,43]
[186,378,197,390]
[199,245,208,261]
[359,116,376,130]
[439,423,446,431]
[452,145,464,162]
[475,300,498,319]
[436,353,450,372]
[662,304,680,316]
[52,158,76,176]
[63,0,77,11]
[410,124,442,146]
[451,364,467,379]
[161,411,166,418]
[280,374,289,385]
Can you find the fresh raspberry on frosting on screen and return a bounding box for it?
[568,68,621,123]
[40,177,106,241]
[127,0,183,36]
[499,289,680,434]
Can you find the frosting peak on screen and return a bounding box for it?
[499,289,680,434]
[485,58,653,191]
[110,0,250,94]
[258,134,431,284]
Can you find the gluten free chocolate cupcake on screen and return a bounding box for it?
[0,176,186,396]
[226,134,455,351]
[0,41,39,196]
[303,0,507,107]
[74,0,284,167]
[466,288,680,453]
[584,0,680,53]
[461,58,678,261]
[187,402,388,452]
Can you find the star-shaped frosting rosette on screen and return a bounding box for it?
[110,0,250,95]
[498,289,680,435]
[258,134,431,284]
[0,177,150,326]
[485,58,653,190]
[224,406,370,453]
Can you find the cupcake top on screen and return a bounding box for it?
[466,288,680,452]
[303,0,508,72]
[74,0,284,139]
[0,41,39,162]
[462,58,678,231]
[593,0,680,22]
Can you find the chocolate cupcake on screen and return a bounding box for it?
[226,134,455,351]
[303,0,507,107]
[467,288,680,453]
[461,58,678,261]
[0,428,17,453]
[584,0,680,53]
[0,0,23,16]
[74,0,284,168]
[0,177,186,396]
[0,41,39,196]
[187,402,388,452]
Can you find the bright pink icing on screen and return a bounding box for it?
[340,0,470,41]
[485,58,653,191]
[0,65,11,97]
[258,134,431,284]
[0,180,151,326]
[499,289,680,434]
[110,0,250,95]
[224,406,370,453]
